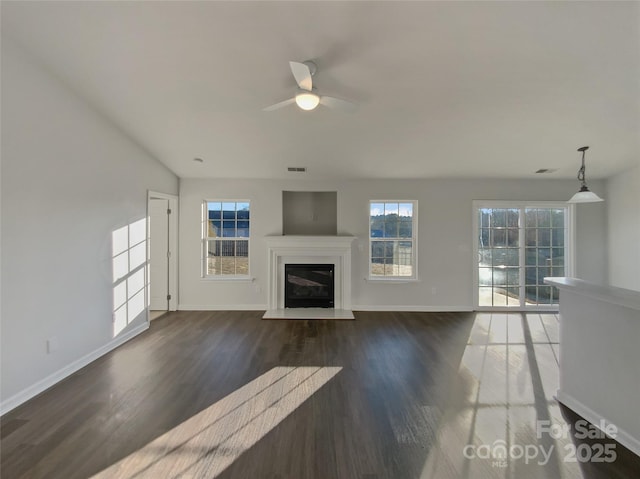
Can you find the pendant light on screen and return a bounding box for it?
[567,146,604,203]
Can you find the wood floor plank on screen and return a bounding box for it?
[1,310,638,479]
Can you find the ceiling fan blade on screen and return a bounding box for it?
[289,61,313,91]
[319,95,356,112]
[263,98,295,111]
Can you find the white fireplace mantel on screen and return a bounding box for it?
[263,235,356,318]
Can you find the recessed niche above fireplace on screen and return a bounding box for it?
[282,191,337,236]
[285,264,335,308]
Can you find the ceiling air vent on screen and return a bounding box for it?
[287,167,307,172]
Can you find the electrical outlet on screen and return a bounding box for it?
[431,287,437,295]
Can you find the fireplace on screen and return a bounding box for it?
[285,264,334,308]
[263,235,355,319]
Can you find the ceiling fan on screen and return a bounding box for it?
[263,61,356,112]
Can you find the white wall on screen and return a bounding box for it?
[606,164,640,291]
[179,177,606,310]
[0,41,178,411]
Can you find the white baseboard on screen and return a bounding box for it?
[178,304,473,313]
[178,304,268,311]
[0,322,149,415]
[351,305,473,312]
[556,390,640,457]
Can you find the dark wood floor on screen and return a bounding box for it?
[1,311,638,478]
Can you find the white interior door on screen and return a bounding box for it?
[149,198,169,310]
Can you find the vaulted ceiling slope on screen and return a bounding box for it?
[2,1,639,180]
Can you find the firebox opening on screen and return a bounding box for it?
[285,264,335,308]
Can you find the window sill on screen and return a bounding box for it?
[202,276,254,282]
[366,276,420,283]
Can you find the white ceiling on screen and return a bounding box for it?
[2,1,639,180]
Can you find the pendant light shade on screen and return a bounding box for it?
[568,188,604,203]
[567,146,604,203]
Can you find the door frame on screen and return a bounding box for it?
[472,200,576,311]
[147,190,179,316]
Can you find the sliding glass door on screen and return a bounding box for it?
[474,202,573,310]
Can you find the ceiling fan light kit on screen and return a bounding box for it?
[295,90,320,111]
[567,146,604,203]
[264,60,355,112]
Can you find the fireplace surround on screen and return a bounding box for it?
[263,235,355,319]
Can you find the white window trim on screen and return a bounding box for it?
[202,199,251,280]
[368,200,418,281]
[472,200,575,311]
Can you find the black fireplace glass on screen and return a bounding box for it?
[285,264,335,308]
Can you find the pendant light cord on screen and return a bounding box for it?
[577,150,587,187]
[576,146,589,189]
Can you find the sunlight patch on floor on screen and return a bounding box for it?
[418,313,582,479]
[92,366,341,479]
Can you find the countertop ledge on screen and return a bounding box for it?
[544,277,640,311]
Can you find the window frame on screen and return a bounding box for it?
[368,200,419,281]
[202,199,251,280]
[472,200,575,311]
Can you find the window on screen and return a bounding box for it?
[203,201,250,277]
[474,201,572,309]
[369,201,417,279]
